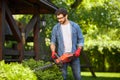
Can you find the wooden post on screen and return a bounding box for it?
[17,41,24,62]
[33,15,40,60]
[0,0,5,60]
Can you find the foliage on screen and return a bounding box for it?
[22,59,63,80]
[51,0,120,72]
[13,15,32,25]
[13,0,120,72]
[0,61,37,80]
[82,40,120,72]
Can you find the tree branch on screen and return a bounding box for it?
[71,0,83,8]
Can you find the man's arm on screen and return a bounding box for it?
[50,43,57,59]
[50,26,57,59]
[74,24,84,57]
[77,46,82,50]
[50,43,56,52]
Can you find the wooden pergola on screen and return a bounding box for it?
[0,0,58,62]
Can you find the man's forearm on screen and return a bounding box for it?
[50,44,56,52]
[77,46,82,50]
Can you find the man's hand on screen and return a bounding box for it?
[74,48,81,57]
[51,51,57,59]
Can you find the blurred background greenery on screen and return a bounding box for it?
[12,0,120,72]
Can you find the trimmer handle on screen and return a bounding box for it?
[54,53,60,58]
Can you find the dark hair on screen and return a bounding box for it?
[55,8,68,16]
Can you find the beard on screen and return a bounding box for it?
[59,18,66,24]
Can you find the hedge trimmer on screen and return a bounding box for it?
[33,53,75,71]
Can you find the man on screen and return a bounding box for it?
[50,8,84,80]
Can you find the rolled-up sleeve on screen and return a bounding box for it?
[51,26,57,45]
[76,25,84,47]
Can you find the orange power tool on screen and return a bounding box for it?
[54,53,74,64]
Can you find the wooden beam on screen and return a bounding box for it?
[4,48,19,56]
[24,51,35,57]
[33,15,40,60]
[10,7,55,14]
[8,0,57,14]
[5,3,21,42]
[5,35,34,42]
[26,0,38,3]
[25,15,37,39]
[5,35,16,41]
[4,49,35,58]
[0,0,5,60]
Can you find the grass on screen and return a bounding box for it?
[68,71,120,80]
[81,72,120,80]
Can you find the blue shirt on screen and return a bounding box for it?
[51,21,84,56]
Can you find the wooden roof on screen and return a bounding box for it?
[7,0,58,14]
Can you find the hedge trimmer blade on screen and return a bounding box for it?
[33,62,55,71]
[33,53,75,71]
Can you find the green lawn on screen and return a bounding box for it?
[81,72,120,80]
[68,72,120,80]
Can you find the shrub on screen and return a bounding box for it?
[82,40,120,72]
[0,61,37,80]
[22,59,63,80]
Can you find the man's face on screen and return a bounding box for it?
[57,14,67,24]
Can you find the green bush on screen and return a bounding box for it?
[0,61,37,80]
[22,59,63,80]
[82,41,120,72]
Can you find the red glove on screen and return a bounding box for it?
[51,51,57,59]
[74,48,81,57]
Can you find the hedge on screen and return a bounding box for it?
[82,40,120,72]
[0,61,37,80]
[22,59,63,80]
